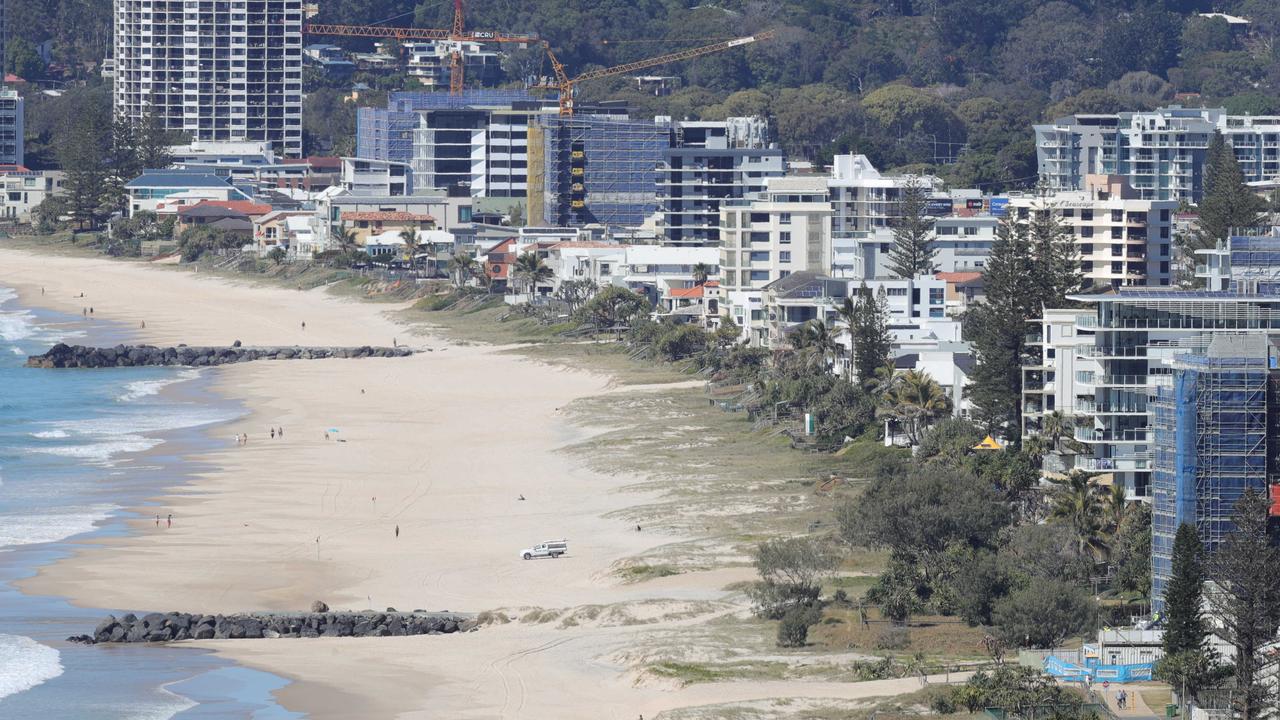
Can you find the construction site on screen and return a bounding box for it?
[1149,334,1277,608]
[321,1,773,230]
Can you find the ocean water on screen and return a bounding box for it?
[0,287,302,719]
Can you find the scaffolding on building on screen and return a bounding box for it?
[535,115,669,229]
[1151,349,1270,608]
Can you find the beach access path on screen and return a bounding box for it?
[0,249,934,719]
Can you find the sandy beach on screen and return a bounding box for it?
[0,249,923,718]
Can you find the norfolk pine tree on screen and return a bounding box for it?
[1156,524,1219,710]
[964,217,1038,437]
[1163,524,1207,656]
[1181,133,1266,280]
[887,177,937,278]
[1204,491,1280,720]
[847,283,892,386]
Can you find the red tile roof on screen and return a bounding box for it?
[341,211,435,222]
[669,286,705,299]
[935,271,983,283]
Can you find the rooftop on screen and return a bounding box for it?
[342,211,436,223]
[126,171,234,190]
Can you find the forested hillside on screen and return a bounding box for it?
[12,1,1280,188]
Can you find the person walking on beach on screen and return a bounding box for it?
[89,307,94,315]
[301,321,306,330]
[395,525,399,538]
[155,514,160,527]
[278,427,284,438]
[166,514,172,528]
[270,428,276,439]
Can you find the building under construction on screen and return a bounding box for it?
[530,114,670,229]
[1150,333,1280,609]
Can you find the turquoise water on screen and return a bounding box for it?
[0,287,301,718]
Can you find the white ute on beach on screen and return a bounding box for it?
[520,540,567,560]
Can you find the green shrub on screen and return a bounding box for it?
[776,605,821,648]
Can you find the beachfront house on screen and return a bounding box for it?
[125,170,253,218]
[339,211,436,248]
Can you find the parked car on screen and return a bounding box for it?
[519,539,568,560]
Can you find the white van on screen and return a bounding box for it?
[519,539,568,560]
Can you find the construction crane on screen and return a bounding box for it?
[543,31,774,116]
[305,1,538,95]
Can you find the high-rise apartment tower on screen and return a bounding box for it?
[113,0,304,157]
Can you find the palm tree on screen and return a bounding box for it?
[1046,470,1108,556]
[1039,410,1086,456]
[835,296,858,382]
[691,262,712,286]
[875,369,950,445]
[513,251,553,297]
[790,319,840,372]
[334,228,359,255]
[450,251,478,288]
[399,228,420,272]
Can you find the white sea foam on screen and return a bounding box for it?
[51,406,237,438]
[0,308,38,343]
[0,504,116,549]
[0,634,64,701]
[118,370,202,403]
[29,435,162,461]
[30,430,70,439]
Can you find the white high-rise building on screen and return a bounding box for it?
[113,0,304,157]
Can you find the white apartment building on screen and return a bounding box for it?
[0,89,22,167]
[0,169,63,223]
[826,154,991,279]
[1004,175,1176,289]
[836,215,997,280]
[719,176,833,293]
[1036,106,1280,203]
[656,117,785,246]
[113,0,304,157]
[1021,308,1101,461]
[341,158,412,197]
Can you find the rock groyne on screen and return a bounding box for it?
[69,608,473,644]
[27,343,412,368]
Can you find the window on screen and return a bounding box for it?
[1081,209,1093,221]
[779,251,791,263]
[1080,243,1093,254]
[1160,260,1170,274]
[1110,227,1123,240]
[1047,348,1056,359]
[779,270,791,278]
[749,251,770,262]
[750,309,763,320]
[929,288,944,305]
[887,287,908,296]
[938,225,957,235]
[459,207,472,223]
[779,231,791,244]
[779,212,791,224]
[1111,209,1123,222]
[929,308,945,318]
[1160,243,1169,257]
[600,264,611,276]
[1080,226,1093,238]
[749,270,770,281]
[1062,208,1075,218]
[749,212,768,223]
[749,231,769,244]
[964,226,978,236]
